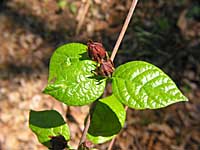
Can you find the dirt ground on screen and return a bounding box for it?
[0,0,200,150]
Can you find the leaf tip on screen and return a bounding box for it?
[183,96,189,102]
[42,87,49,94]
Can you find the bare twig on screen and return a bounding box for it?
[77,114,91,149]
[110,0,138,62]
[108,136,116,150]
[77,0,138,149]
[107,106,128,150]
[108,0,139,149]
[76,0,91,35]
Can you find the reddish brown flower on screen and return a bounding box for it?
[87,40,107,63]
[97,59,115,77]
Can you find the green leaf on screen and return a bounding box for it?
[112,61,188,109]
[87,95,126,144]
[43,43,106,106]
[29,110,70,148]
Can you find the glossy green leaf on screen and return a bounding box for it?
[87,95,126,144]
[112,61,188,109]
[29,110,70,148]
[43,43,106,106]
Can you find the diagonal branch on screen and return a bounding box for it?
[108,0,139,149]
[77,114,91,149]
[107,106,128,150]
[110,0,139,62]
[77,0,138,149]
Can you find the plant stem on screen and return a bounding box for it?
[107,136,116,150]
[108,0,139,149]
[110,0,138,62]
[107,106,128,150]
[77,114,91,149]
[77,0,138,149]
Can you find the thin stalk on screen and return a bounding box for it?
[77,0,138,149]
[77,102,96,149]
[107,136,116,150]
[77,114,91,149]
[107,106,128,150]
[110,0,138,62]
[108,0,139,149]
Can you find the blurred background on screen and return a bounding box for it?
[0,0,200,149]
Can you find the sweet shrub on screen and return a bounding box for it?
[29,42,188,149]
